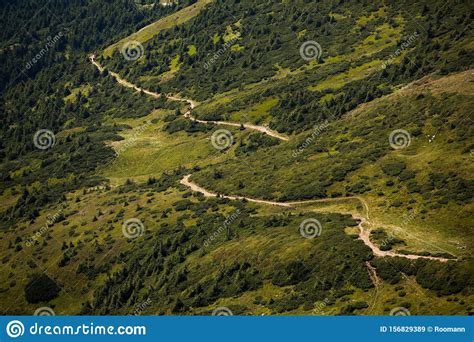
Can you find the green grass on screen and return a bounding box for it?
[223,23,241,42]
[63,84,92,103]
[1,172,472,315]
[355,7,388,27]
[228,98,278,124]
[230,44,245,52]
[103,0,214,57]
[192,70,474,257]
[196,18,404,116]
[0,181,192,314]
[308,59,384,91]
[97,110,231,185]
[1,74,472,314]
[2,0,473,317]
[188,44,197,56]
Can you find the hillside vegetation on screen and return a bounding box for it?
[0,0,472,316]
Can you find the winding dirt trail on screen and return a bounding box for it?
[89,54,452,264]
[89,55,288,141]
[180,174,452,263]
[366,261,381,287]
[180,174,293,207]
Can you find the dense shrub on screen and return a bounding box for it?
[24,274,61,303]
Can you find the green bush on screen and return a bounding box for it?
[24,273,61,303]
[382,161,406,176]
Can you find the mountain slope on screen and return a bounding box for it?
[0,0,472,316]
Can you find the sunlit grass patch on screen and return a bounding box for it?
[355,7,388,27]
[103,0,214,56]
[223,22,241,42]
[64,84,92,103]
[308,59,383,91]
[188,45,197,56]
[228,98,279,124]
